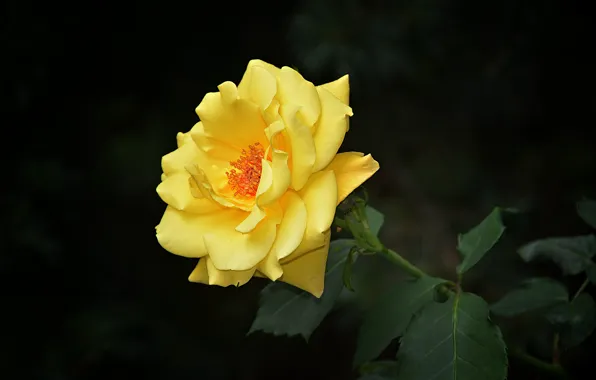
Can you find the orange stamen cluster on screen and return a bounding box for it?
[226,142,265,198]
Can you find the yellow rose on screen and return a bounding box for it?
[156,59,379,297]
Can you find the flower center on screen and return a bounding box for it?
[226,142,265,198]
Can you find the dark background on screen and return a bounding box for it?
[2,0,595,379]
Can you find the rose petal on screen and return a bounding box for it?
[156,172,222,214]
[156,206,212,258]
[196,81,267,150]
[282,170,338,262]
[320,74,350,105]
[277,66,321,127]
[326,152,380,204]
[280,104,316,191]
[312,86,353,172]
[189,257,256,287]
[203,209,277,271]
[257,251,283,281]
[279,232,331,298]
[161,135,200,176]
[238,61,278,110]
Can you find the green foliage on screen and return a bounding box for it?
[396,292,508,380]
[456,207,506,275]
[490,278,569,317]
[354,276,446,367]
[366,206,385,237]
[249,239,355,340]
[518,235,596,275]
[546,293,596,349]
[343,246,360,291]
[577,198,596,229]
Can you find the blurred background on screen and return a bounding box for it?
[2,0,595,378]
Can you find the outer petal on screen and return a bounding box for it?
[257,251,283,281]
[312,87,353,172]
[277,66,321,127]
[189,257,256,287]
[326,152,380,205]
[189,122,239,162]
[156,172,222,214]
[156,206,213,258]
[188,259,209,283]
[274,191,308,260]
[161,135,200,175]
[238,62,278,110]
[203,208,278,271]
[319,74,350,105]
[196,81,267,150]
[279,232,331,298]
[280,104,316,191]
[283,170,338,262]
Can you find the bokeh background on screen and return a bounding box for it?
[2,0,595,379]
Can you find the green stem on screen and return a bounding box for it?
[510,348,568,379]
[571,277,590,301]
[380,248,426,279]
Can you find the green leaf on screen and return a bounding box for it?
[396,292,508,380]
[518,235,596,275]
[366,205,385,236]
[490,278,569,317]
[546,293,596,349]
[456,207,506,275]
[248,239,355,340]
[577,198,596,229]
[354,276,445,367]
[343,247,359,291]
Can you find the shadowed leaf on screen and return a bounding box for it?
[457,207,505,275]
[490,278,569,317]
[396,292,508,380]
[518,235,596,275]
[354,276,445,367]
[248,239,355,340]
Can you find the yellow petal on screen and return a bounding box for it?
[277,66,321,127]
[312,86,353,172]
[203,209,278,271]
[196,82,267,150]
[189,257,256,287]
[273,191,308,260]
[238,62,278,110]
[283,170,338,262]
[189,122,239,162]
[300,170,338,239]
[326,152,380,204]
[279,232,331,298]
[161,134,200,175]
[235,203,267,233]
[258,122,291,206]
[240,59,280,79]
[188,259,209,283]
[280,104,316,191]
[319,74,350,105]
[257,251,283,281]
[156,172,223,214]
[156,206,210,258]
[185,163,238,209]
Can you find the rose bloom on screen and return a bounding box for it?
[156,60,378,297]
